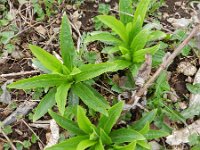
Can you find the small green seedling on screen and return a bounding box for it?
[8,14,130,121]
[85,0,166,76]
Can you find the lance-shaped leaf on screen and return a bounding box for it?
[55,83,72,116]
[97,15,128,42]
[76,139,97,150]
[133,44,160,63]
[33,88,56,122]
[148,30,166,41]
[98,101,123,134]
[48,110,84,135]
[77,106,94,134]
[94,140,104,150]
[72,82,109,116]
[113,141,136,150]
[130,29,149,51]
[60,14,75,71]
[119,0,133,24]
[45,135,88,150]
[8,74,68,89]
[74,60,131,82]
[29,44,66,73]
[133,0,151,27]
[100,128,112,145]
[110,128,145,143]
[144,130,169,140]
[131,109,157,131]
[85,32,122,44]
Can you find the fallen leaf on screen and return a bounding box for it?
[166,119,200,145]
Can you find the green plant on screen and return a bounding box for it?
[85,0,166,76]
[46,102,168,150]
[8,14,130,121]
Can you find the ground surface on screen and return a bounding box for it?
[0,0,200,150]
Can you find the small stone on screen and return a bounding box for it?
[35,25,46,35]
[179,102,187,110]
[11,50,25,60]
[66,5,72,10]
[105,0,111,3]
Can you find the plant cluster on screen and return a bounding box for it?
[7,0,195,149]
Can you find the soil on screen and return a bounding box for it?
[0,0,197,149]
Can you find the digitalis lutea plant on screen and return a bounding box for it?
[85,0,166,76]
[8,13,130,121]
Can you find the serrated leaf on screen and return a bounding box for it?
[60,14,75,71]
[133,44,160,63]
[29,45,66,73]
[131,109,157,131]
[72,82,109,116]
[77,106,94,134]
[85,32,122,44]
[55,83,71,116]
[133,0,151,27]
[74,60,131,82]
[8,74,68,89]
[45,135,88,150]
[76,139,97,150]
[98,101,123,134]
[97,15,128,42]
[33,88,56,121]
[144,130,169,140]
[48,109,84,135]
[119,0,133,24]
[110,128,145,143]
[186,83,200,94]
[130,29,149,51]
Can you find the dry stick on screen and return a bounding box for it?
[0,70,40,78]
[128,24,200,105]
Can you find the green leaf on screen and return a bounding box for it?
[74,60,131,82]
[100,128,112,145]
[98,101,124,134]
[48,110,84,135]
[94,140,104,150]
[128,16,142,42]
[77,139,97,150]
[55,83,71,115]
[186,83,200,94]
[97,15,128,42]
[45,135,88,150]
[119,0,133,24]
[133,0,151,27]
[131,109,157,131]
[133,44,160,63]
[144,130,169,140]
[155,71,170,96]
[85,32,122,44]
[114,141,136,150]
[137,140,150,149]
[139,123,150,134]
[130,29,149,51]
[33,88,56,121]
[72,83,109,116]
[148,30,166,41]
[29,45,66,73]
[77,106,94,134]
[110,128,145,143]
[60,14,75,71]
[8,74,68,89]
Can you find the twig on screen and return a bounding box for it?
[128,24,200,105]
[0,128,17,150]
[0,70,40,78]
[21,119,45,146]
